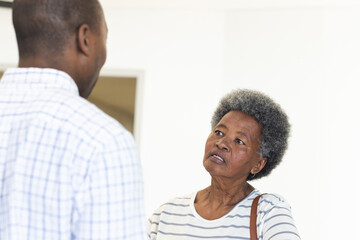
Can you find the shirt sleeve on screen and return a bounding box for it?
[147,208,162,240]
[72,130,146,240]
[258,194,301,240]
[147,216,155,240]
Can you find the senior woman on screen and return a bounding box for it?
[148,89,301,240]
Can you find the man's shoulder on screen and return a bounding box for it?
[48,93,130,144]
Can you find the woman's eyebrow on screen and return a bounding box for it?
[216,123,228,129]
[236,131,249,141]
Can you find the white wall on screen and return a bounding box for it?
[319,7,360,238]
[0,8,17,67]
[1,2,360,239]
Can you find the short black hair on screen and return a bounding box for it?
[211,89,290,180]
[12,0,102,58]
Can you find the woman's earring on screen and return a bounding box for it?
[250,172,256,179]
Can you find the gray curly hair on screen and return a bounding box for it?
[211,89,290,180]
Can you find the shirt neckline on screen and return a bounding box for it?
[189,189,259,223]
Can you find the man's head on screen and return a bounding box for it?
[12,0,108,98]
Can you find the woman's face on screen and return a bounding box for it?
[203,110,265,180]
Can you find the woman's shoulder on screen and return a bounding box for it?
[160,192,194,207]
[255,192,297,229]
[255,192,301,239]
[150,192,195,216]
[256,192,292,211]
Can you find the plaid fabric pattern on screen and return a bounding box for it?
[0,68,146,240]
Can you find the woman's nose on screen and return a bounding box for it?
[216,138,229,151]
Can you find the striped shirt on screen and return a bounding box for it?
[0,68,146,240]
[148,190,300,240]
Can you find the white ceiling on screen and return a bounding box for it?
[99,0,360,10]
[2,0,359,9]
[2,0,360,9]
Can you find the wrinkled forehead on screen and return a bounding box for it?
[220,111,262,134]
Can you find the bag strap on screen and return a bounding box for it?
[250,194,266,240]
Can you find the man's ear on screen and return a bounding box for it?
[251,157,267,175]
[76,24,91,56]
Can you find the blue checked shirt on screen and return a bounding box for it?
[0,68,146,240]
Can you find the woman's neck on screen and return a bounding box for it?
[206,179,254,207]
[194,179,254,220]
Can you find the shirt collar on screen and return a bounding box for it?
[1,67,79,96]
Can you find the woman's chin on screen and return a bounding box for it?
[204,162,226,177]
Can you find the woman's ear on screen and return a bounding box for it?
[76,24,91,57]
[251,157,267,175]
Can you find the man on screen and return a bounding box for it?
[0,0,146,239]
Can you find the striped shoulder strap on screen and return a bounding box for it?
[250,193,266,240]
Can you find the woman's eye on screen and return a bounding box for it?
[214,130,223,136]
[235,138,245,145]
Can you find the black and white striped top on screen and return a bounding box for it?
[148,190,300,240]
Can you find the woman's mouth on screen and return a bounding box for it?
[211,154,225,164]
